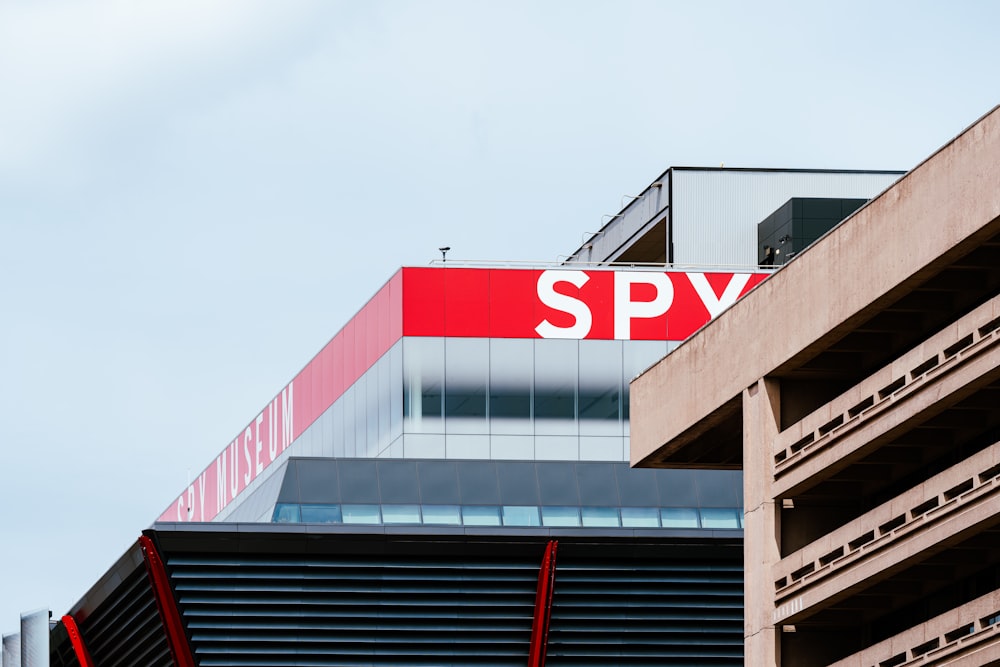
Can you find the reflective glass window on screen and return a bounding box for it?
[403,337,444,428]
[377,460,419,503]
[502,505,541,527]
[382,504,421,524]
[661,508,700,528]
[389,343,403,441]
[342,385,357,456]
[445,338,488,430]
[621,507,660,528]
[273,503,300,523]
[537,463,579,506]
[366,362,380,455]
[622,341,668,428]
[355,372,368,453]
[581,506,620,527]
[297,460,340,504]
[462,506,501,526]
[695,470,743,508]
[579,339,622,435]
[332,398,345,457]
[422,505,462,525]
[300,504,342,523]
[490,338,533,434]
[534,339,577,433]
[615,466,659,506]
[338,460,379,503]
[541,506,580,527]
[457,461,499,504]
[700,508,741,529]
[417,461,460,504]
[342,504,381,524]
[377,353,392,450]
[577,463,620,505]
[657,469,697,507]
[497,461,538,505]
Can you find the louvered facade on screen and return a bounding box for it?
[49,528,741,667]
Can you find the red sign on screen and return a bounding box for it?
[158,267,767,522]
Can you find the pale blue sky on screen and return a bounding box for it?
[1,0,997,630]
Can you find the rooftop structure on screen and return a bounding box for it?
[11,163,903,665]
[631,106,1000,665]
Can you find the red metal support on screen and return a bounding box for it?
[528,539,559,667]
[139,534,196,667]
[61,614,95,667]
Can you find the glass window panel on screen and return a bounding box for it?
[300,504,342,523]
[579,436,624,462]
[342,504,381,524]
[694,470,744,508]
[355,372,368,453]
[457,461,500,504]
[403,433,445,459]
[621,507,660,528]
[490,434,534,460]
[276,461,300,503]
[700,508,741,529]
[389,342,404,441]
[534,339,577,433]
[581,506,620,527]
[403,337,444,431]
[377,460,419,503]
[338,460,379,503]
[657,469,698,507]
[366,363,379,455]
[378,354,391,451]
[576,463,620,505]
[535,436,577,461]
[502,505,541,527]
[661,508,700,528]
[342,385,356,456]
[462,505,501,526]
[272,503,300,523]
[541,506,580,527]
[422,505,461,525]
[296,460,340,504]
[537,463,579,506]
[445,338,488,430]
[615,467,660,506]
[446,434,490,459]
[382,504,421,524]
[332,397,345,458]
[622,341,668,430]
[417,461,460,504]
[579,340,623,435]
[497,462,539,505]
[490,339,533,434]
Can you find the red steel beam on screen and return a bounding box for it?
[528,539,559,667]
[139,534,196,667]
[61,615,95,667]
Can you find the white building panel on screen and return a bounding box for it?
[670,169,901,267]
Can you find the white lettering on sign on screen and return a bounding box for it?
[535,270,592,339]
[613,272,673,340]
[534,269,753,340]
[688,272,751,318]
[173,379,295,522]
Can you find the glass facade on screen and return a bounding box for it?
[272,459,744,530]
[290,337,676,462]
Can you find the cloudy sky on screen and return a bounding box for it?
[1,0,997,632]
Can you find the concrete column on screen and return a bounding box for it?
[743,377,781,667]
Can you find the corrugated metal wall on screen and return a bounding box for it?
[670,170,901,268]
